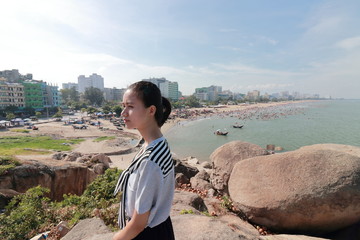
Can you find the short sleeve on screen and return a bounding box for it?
[134,160,163,215]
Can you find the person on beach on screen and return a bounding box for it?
[113,81,175,240]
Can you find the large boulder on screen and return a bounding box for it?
[228,144,360,234]
[210,141,268,194]
[61,218,112,240]
[174,158,199,179]
[172,215,247,240]
[190,170,213,191]
[171,190,207,216]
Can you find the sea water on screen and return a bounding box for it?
[165,100,360,162]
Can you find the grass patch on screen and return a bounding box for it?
[180,209,194,215]
[0,156,21,175]
[0,136,84,156]
[10,129,30,133]
[93,136,116,142]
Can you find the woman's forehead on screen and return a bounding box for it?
[123,90,141,103]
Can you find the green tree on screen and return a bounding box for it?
[5,113,15,121]
[113,105,122,117]
[185,95,201,108]
[52,108,63,118]
[35,111,42,119]
[87,106,98,115]
[60,87,80,106]
[84,87,104,106]
[102,105,112,114]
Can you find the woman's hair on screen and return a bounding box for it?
[128,81,172,127]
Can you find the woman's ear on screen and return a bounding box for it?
[149,105,157,116]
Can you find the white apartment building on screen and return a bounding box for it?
[78,73,104,93]
[142,77,179,101]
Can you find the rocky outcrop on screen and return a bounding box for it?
[210,141,268,194]
[174,157,199,184]
[228,144,360,235]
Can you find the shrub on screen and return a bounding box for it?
[0,156,21,175]
[0,168,122,239]
[0,186,51,240]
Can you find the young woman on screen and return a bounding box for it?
[113,81,175,240]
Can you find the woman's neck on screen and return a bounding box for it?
[138,125,163,148]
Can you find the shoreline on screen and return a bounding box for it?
[162,99,315,134]
[5,100,318,170]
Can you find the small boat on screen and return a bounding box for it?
[214,129,228,136]
[232,124,243,128]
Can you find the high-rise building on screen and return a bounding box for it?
[142,77,179,101]
[78,73,104,93]
[62,82,79,91]
[168,82,179,101]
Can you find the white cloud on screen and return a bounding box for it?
[336,36,360,50]
[212,63,302,77]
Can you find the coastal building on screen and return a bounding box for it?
[104,87,126,101]
[194,87,209,101]
[142,77,179,101]
[62,82,79,91]
[22,80,61,110]
[78,74,104,93]
[0,78,25,109]
[195,85,222,101]
[46,84,61,107]
[0,69,32,83]
[23,80,43,110]
[168,81,179,101]
[218,90,232,100]
[247,90,260,101]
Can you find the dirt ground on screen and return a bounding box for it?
[1,118,142,169]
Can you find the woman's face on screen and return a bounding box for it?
[121,89,152,130]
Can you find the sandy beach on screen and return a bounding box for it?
[3,100,312,170]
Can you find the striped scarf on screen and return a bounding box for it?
[114,139,173,229]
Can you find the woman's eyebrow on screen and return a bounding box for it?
[122,101,133,105]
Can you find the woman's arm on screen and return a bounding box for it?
[112,210,150,240]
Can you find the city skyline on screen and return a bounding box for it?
[1,1,360,99]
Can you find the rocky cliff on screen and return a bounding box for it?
[0,152,112,202]
[0,162,97,201]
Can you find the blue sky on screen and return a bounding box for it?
[1,0,360,98]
